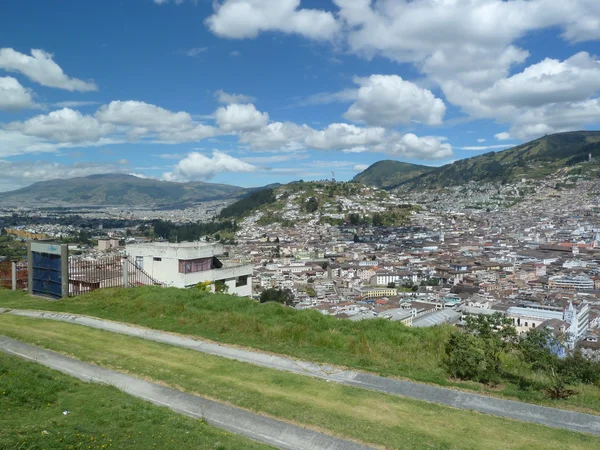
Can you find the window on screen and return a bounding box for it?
[153,257,162,262]
[179,257,212,274]
[236,275,248,287]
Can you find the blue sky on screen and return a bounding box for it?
[1,0,600,191]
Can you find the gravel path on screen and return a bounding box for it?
[3,308,600,436]
[0,336,373,450]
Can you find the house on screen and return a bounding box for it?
[125,241,253,296]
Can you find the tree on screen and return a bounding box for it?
[387,282,396,289]
[260,288,295,306]
[304,197,319,213]
[444,313,518,385]
[214,280,229,293]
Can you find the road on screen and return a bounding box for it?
[0,336,373,450]
[3,308,600,436]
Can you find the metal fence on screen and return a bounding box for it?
[0,260,28,290]
[68,255,163,297]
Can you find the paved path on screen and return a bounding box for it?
[3,308,600,436]
[0,336,372,450]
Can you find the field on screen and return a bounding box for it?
[2,287,600,415]
[0,351,272,450]
[1,313,598,450]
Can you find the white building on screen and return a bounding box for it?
[125,241,253,296]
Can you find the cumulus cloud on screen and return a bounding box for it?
[214,89,256,104]
[343,75,446,127]
[163,151,257,181]
[206,0,340,40]
[215,103,269,132]
[353,164,369,172]
[6,108,114,143]
[0,76,38,110]
[305,123,386,150]
[0,48,97,91]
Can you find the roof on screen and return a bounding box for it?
[412,309,461,327]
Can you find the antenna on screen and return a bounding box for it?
[331,171,336,183]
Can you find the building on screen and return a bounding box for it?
[548,275,594,290]
[98,238,120,251]
[125,241,253,296]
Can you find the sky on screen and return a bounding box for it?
[1,0,600,191]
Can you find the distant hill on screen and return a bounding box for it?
[354,131,600,190]
[352,160,434,188]
[0,174,255,207]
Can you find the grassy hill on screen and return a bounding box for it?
[354,131,600,190]
[352,160,434,188]
[218,180,414,226]
[0,174,250,207]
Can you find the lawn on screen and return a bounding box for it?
[0,351,272,450]
[1,314,599,450]
[2,287,600,414]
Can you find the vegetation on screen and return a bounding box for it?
[0,352,270,450]
[2,315,599,450]
[445,314,600,399]
[259,288,294,305]
[151,219,237,243]
[352,160,434,189]
[218,188,276,219]
[0,234,27,260]
[2,288,600,414]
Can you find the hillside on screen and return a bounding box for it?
[355,131,600,190]
[0,174,250,207]
[352,160,434,188]
[220,180,416,227]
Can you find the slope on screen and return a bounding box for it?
[352,160,434,188]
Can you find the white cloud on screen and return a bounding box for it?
[460,144,513,151]
[495,132,511,141]
[214,89,256,104]
[239,121,311,150]
[374,133,453,159]
[0,48,97,91]
[477,138,486,143]
[343,75,446,127]
[53,100,99,108]
[354,164,369,172]
[305,123,386,150]
[206,0,340,40]
[0,76,38,110]
[163,150,256,181]
[241,152,308,164]
[300,89,357,106]
[185,47,208,57]
[6,108,114,143]
[215,103,269,132]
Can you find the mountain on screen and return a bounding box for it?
[0,174,253,207]
[355,131,600,190]
[352,160,434,189]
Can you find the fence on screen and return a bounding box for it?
[0,260,28,290]
[68,255,163,297]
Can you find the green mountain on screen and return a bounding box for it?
[354,131,600,190]
[0,174,252,207]
[352,160,434,188]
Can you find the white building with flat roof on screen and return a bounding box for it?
[125,241,253,296]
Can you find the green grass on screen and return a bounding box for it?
[1,314,599,450]
[2,287,600,415]
[0,351,272,450]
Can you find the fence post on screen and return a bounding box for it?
[123,255,129,288]
[11,261,16,291]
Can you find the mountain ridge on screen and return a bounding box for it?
[354,131,600,190]
[0,174,256,207]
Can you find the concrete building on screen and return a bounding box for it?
[98,238,120,251]
[125,241,253,296]
[548,275,594,290]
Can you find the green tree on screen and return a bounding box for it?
[387,282,396,289]
[260,288,295,306]
[214,280,229,293]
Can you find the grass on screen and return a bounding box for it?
[1,314,599,450]
[0,351,272,450]
[2,287,600,414]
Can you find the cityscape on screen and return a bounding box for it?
[3,1,600,449]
